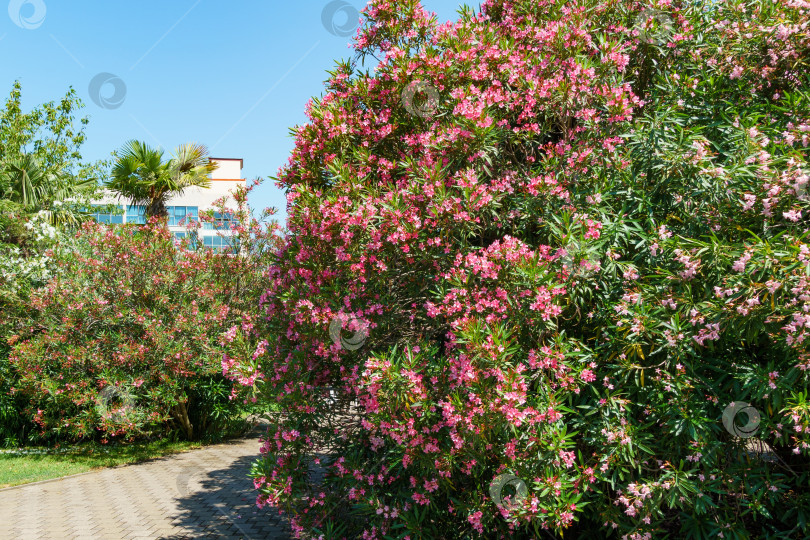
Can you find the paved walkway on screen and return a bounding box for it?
[0,426,291,539]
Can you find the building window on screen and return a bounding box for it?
[174,230,199,250]
[201,235,239,252]
[168,206,199,227]
[126,205,147,225]
[91,204,124,224]
[202,235,220,248]
[202,211,235,230]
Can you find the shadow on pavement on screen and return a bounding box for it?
[161,429,291,540]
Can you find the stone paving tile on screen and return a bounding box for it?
[0,425,291,539]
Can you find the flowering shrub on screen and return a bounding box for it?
[0,202,71,446]
[1,209,61,290]
[238,0,810,538]
[9,181,281,443]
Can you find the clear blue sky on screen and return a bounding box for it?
[0,0,469,223]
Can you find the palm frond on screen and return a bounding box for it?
[0,155,76,207]
[169,142,215,191]
[106,140,217,220]
[107,140,170,210]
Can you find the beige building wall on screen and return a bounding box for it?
[210,158,243,180]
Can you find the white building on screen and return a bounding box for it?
[91,157,246,250]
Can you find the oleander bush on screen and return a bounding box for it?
[0,82,105,446]
[8,182,281,443]
[235,0,810,537]
[0,205,70,447]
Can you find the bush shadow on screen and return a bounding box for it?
[160,428,291,540]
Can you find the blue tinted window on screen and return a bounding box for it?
[202,211,235,230]
[186,231,199,249]
[91,204,124,224]
[170,206,184,226]
[126,205,147,225]
[200,235,238,251]
[168,206,199,226]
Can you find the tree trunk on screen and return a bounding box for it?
[146,198,168,221]
[173,400,193,440]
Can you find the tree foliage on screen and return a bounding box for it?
[0,82,101,225]
[0,81,89,175]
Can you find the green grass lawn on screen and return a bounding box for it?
[0,439,207,488]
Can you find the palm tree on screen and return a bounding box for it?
[106,140,218,220]
[0,154,96,226]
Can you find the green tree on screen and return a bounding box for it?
[0,81,99,176]
[0,81,103,225]
[106,140,218,220]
